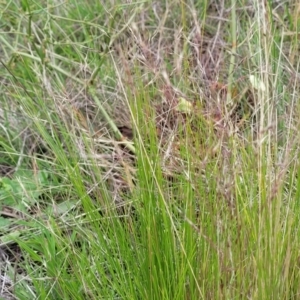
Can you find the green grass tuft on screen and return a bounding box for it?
[1,0,300,299]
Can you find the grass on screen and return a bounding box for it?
[0,0,300,299]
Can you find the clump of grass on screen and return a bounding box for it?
[1,0,300,299]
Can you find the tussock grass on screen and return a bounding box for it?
[1,0,300,299]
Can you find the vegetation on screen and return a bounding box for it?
[0,0,300,299]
